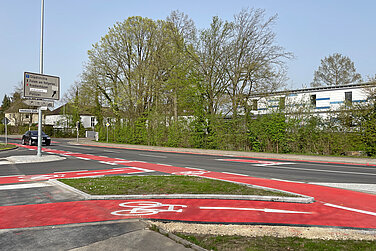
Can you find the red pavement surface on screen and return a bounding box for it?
[1,143,375,230]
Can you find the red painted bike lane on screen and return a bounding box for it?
[1,198,375,230]
[1,144,375,230]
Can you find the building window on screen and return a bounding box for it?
[91,117,95,128]
[279,97,285,110]
[310,94,316,108]
[252,100,258,111]
[345,91,352,105]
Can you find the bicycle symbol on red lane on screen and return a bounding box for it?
[172,170,210,176]
[111,201,187,216]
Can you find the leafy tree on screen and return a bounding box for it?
[311,53,362,87]
[1,95,11,111]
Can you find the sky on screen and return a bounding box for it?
[1,0,375,106]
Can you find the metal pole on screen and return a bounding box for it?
[40,0,44,74]
[37,107,42,157]
[4,120,7,145]
[37,0,44,157]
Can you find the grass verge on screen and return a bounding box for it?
[59,175,292,196]
[0,143,16,150]
[174,233,376,251]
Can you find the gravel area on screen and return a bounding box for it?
[149,221,376,241]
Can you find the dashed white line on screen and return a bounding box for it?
[54,170,88,173]
[271,178,306,184]
[138,154,167,158]
[222,172,249,177]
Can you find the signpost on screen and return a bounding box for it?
[19,109,39,114]
[24,72,60,100]
[22,0,60,157]
[22,99,54,107]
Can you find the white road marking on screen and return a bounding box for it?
[139,154,167,158]
[199,206,312,214]
[0,183,52,190]
[99,161,118,165]
[254,165,376,176]
[311,182,376,194]
[324,203,376,216]
[271,178,306,184]
[185,167,206,171]
[54,170,88,173]
[222,172,250,177]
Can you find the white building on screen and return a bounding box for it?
[44,104,97,129]
[250,82,375,119]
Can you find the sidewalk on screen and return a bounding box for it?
[73,138,376,166]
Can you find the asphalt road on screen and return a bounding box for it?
[1,136,375,185]
[1,136,376,250]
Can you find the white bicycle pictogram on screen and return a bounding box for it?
[111,201,187,216]
[172,171,209,176]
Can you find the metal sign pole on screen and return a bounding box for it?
[37,107,42,157]
[37,0,44,157]
[4,120,7,145]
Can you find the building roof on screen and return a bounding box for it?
[251,82,376,97]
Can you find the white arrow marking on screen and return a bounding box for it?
[199,206,312,214]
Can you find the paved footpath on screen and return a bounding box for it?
[1,143,376,231]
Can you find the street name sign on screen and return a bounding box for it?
[19,109,38,113]
[24,72,60,100]
[22,99,54,107]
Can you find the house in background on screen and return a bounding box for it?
[250,82,375,119]
[44,103,97,129]
[4,99,42,126]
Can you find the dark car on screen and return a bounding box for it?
[22,130,51,146]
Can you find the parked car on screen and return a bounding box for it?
[22,130,51,146]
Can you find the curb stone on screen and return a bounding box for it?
[144,220,208,251]
[49,179,315,203]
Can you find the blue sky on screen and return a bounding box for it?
[1,0,375,104]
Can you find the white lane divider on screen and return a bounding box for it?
[0,182,52,190]
[138,154,167,158]
[324,203,376,216]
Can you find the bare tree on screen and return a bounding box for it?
[311,53,362,87]
[225,8,292,116]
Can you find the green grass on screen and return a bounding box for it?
[174,233,376,251]
[59,175,292,197]
[0,143,16,150]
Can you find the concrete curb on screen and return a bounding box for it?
[49,179,315,204]
[143,220,208,251]
[0,146,18,152]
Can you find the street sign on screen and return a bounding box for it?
[24,72,60,100]
[19,109,38,113]
[2,117,9,125]
[22,99,54,107]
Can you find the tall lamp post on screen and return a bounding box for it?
[37,0,44,157]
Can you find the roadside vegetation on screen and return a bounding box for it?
[0,143,16,150]
[174,233,376,251]
[59,175,291,197]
